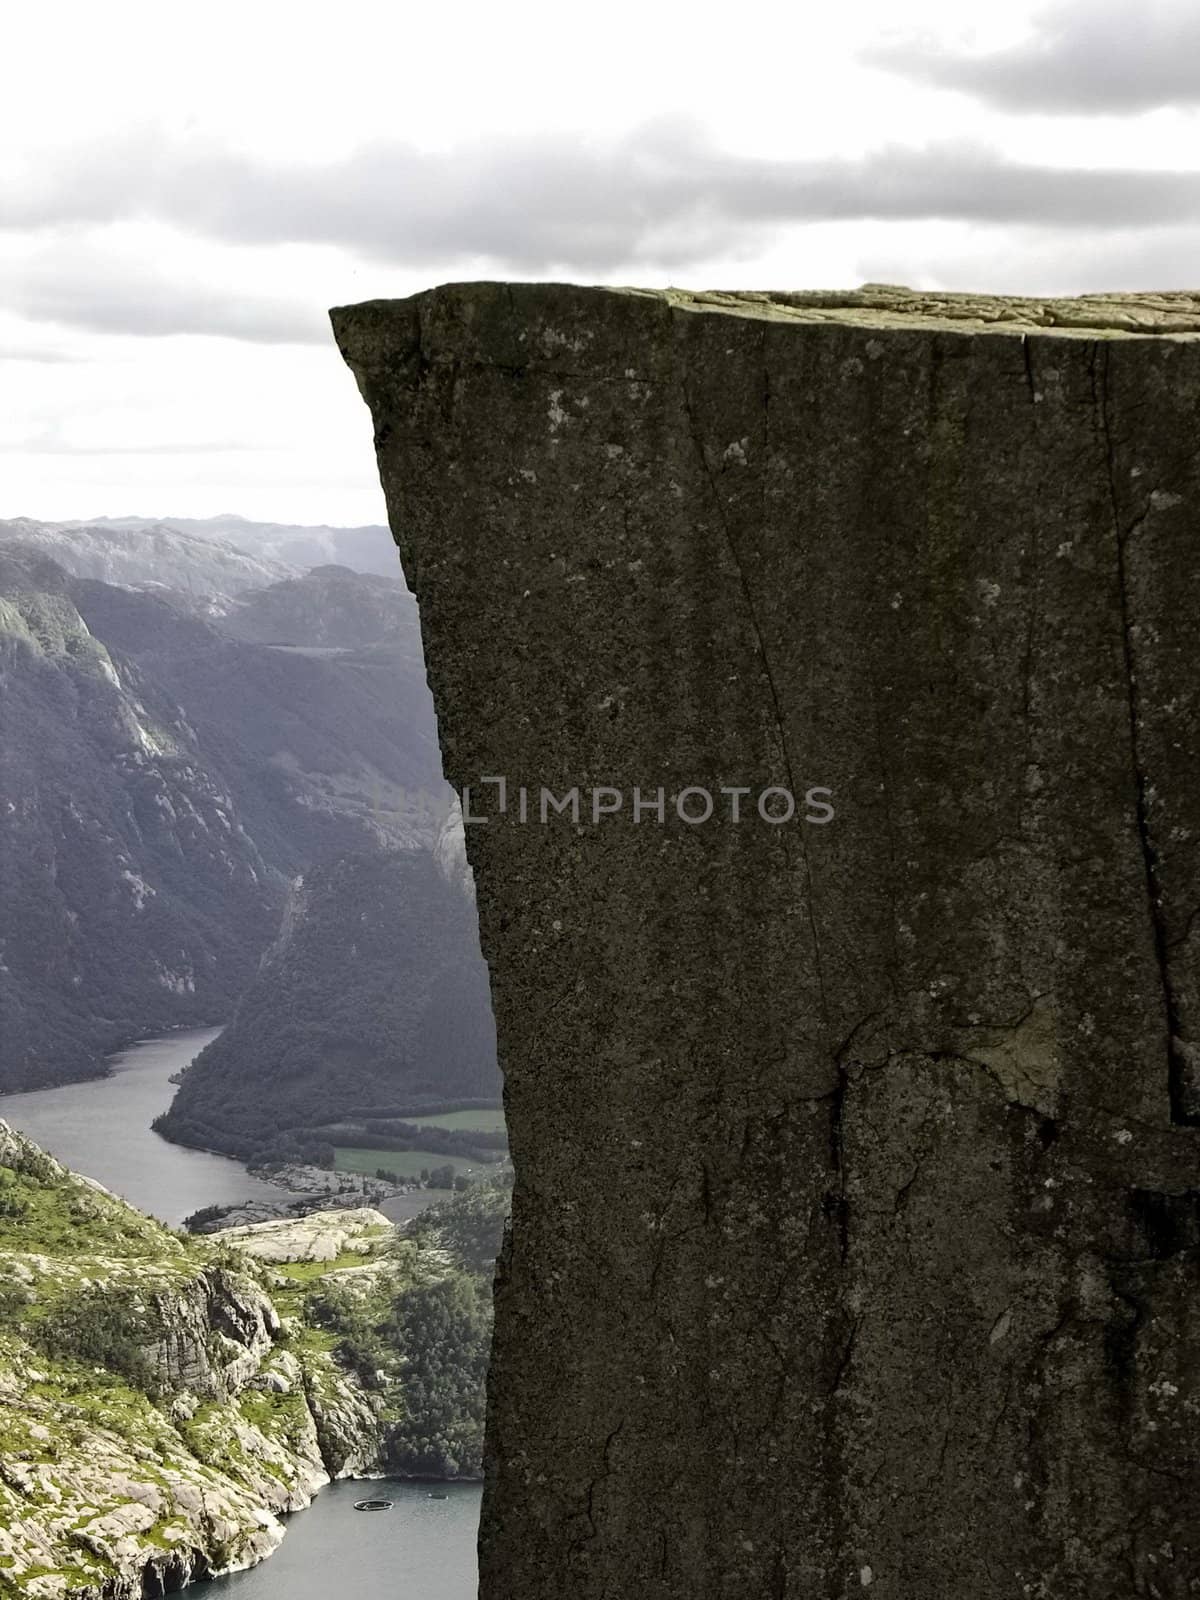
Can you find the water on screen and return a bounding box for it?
[209,1481,481,1600]
[0,1029,481,1592]
[0,1028,305,1228]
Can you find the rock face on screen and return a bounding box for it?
[0,1124,394,1599]
[333,284,1200,1598]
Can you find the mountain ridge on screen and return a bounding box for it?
[0,539,469,1094]
[47,514,403,581]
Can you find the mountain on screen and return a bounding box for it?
[0,546,456,1091]
[157,849,499,1161]
[71,574,446,870]
[0,1122,506,1600]
[209,564,421,652]
[0,518,296,597]
[0,548,279,1088]
[73,514,402,580]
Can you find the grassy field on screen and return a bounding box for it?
[332,1146,480,1180]
[404,1109,508,1134]
[272,1250,375,1283]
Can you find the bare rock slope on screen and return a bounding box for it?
[0,1125,392,1599]
[334,284,1200,1598]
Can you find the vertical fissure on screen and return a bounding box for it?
[1093,342,1191,1123]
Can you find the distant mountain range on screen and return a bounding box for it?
[36,513,403,580]
[0,516,499,1150]
[0,517,297,596]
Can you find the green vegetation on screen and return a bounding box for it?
[329,1113,508,1175]
[0,1155,178,1262]
[407,1177,513,1274]
[272,1250,374,1283]
[387,1273,491,1477]
[333,1146,477,1182]
[38,1285,169,1397]
[404,1108,507,1133]
[156,849,498,1162]
[0,1123,512,1599]
[303,1177,511,1477]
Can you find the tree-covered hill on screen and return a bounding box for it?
[157,849,499,1161]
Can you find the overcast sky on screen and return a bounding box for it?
[4,0,1198,524]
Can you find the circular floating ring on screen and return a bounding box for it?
[353,1498,394,1512]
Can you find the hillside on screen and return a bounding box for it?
[0,544,462,1090]
[72,575,447,869]
[0,519,296,597]
[158,849,499,1162]
[0,1122,507,1600]
[0,549,279,1088]
[211,564,420,652]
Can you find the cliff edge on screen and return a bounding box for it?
[333,283,1200,1598]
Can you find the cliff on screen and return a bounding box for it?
[333,284,1200,1597]
[0,1124,500,1598]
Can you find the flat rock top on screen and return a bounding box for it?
[214,1207,392,1263]
[333,281,1200,342]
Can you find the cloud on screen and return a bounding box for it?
[866,2,1200,114]
[5,121,1200,280]
[0,346,81,364]
[858,224,1200,297]
[5,253,324,344]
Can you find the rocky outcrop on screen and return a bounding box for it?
[0,1125,395,1599]
[0,1338,327,1598]
[248,1162,404,1201]
[334,284,1200,1597]
[185,1168,407,1232]
[215,1206,393,1264]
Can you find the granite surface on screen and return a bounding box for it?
[334,283,1200,1598]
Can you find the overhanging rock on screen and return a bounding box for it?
[333,284,1200,1598]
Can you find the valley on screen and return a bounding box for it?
[0,1117,499,1600]
[0,514,501,1147]
[0,1028,288,1228]
[0,513,506,1599]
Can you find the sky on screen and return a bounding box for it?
[3,0,1199,524]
